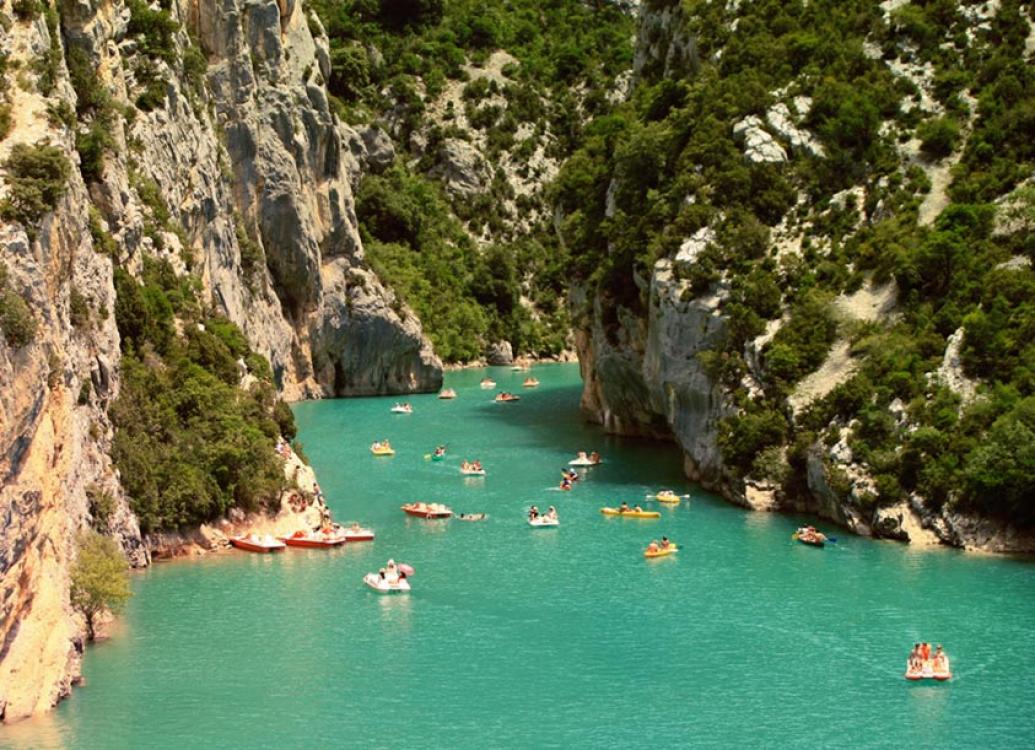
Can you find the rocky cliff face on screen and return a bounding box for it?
[569,0,1035,555]
[0,0,440,722]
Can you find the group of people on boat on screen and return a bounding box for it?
[617,501,646,514]
[523,377,539,387]
[438,388,457,399]
[461,459,484,472]
[906,643,951,679]
[528,505,558,521]
[795,526,827,544]
[571,450,602,465]
[645,537,674,553]
[371,439,393,452]
[377,559,406,584]
[392,402,413,413]
[495,391,520,402]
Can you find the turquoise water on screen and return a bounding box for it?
[4,364,1035,749]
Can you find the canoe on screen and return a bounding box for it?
[280,532,346,548]
[371,445,395,456]
[529,517,559,527]
[644,544,678,558]
[655,491,681,504]
[600,508,661,519]
[230,535,286,553]
[363,573,410,593]
[431,453,445,461]
[401,503,453,519]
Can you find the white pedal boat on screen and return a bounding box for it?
[363,573,411,593]
[528,516,559,527]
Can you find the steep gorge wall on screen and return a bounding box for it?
[0,0,440,721]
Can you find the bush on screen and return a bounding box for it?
[0,262,38,348]
[12,0,40,21]
[0,143,71,239]
[70,530,132,641]
[69,286,91,329]
[917,117,960,159]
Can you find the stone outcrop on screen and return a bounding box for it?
[732,116,788,163]
[485,340,514,366]
[428,138,490,198]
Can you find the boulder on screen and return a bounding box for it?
[428,139,490,197]
[732,116,787,163]
[486,340,514,366]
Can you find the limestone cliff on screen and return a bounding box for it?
[567,0,1035,554]
[0,0,440,722]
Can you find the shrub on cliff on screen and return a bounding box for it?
[0,142,71,239]
[0,262,37,348]
[70,530,132,641]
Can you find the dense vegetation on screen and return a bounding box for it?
[109,258,294,533]
[554,0,1035,523]
[313,0,635,360]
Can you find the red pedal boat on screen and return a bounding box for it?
[401,502,453,519]
[230,534,286,553]
[279,530,347,548]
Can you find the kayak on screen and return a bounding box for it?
[401,503,453,519]
[431,453,445,461]
[371,445,395,456]
[529,516,559,527]
[655,491,681,503]
[644,544,678,558]
[363,573,410,593]
[600,508,661,519]
[230,534,286,553]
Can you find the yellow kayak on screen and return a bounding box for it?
[644,544,678,558]
[655,491,681,504]
[600,508,661,519]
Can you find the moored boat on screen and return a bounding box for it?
[230,533,286,553]
[600,507,661,519]
[401,502,453,519]
[279,529,347,548]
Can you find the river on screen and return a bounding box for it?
[4,363,1034,749]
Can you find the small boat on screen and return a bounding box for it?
[279,529,347,548]
[568,452,601,466]
[438,388,457,399]
[793,527,827,547]
[495,392,521,402]
[363,572,411,594]
[905,662,952,681]
[600,507,661,519]
[456,513,487,521]
[522,378,539,388]
[655,490,681,504]
[390,403,413,414]
[529,516,559,527]
[401,502,453,519]
[511,364,529,371]
[341,526,375,542]
[431,452,446,462]
[370,442,395,456]
[480,378,496,389]
[644,544,678,558]
[230,533,286,553]
[460,463,486,476]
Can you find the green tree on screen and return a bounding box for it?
[70,530,133,641]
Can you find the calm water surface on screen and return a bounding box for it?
[4,364,1034,749]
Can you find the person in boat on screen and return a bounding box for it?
[660,536,671,549]
[566,469,579,482]
[921,642,931,662]
[560,478,572,490]
[590,451,600,464]
[577,450,588,461]
[633,505,644,513]
[546,506,557,520]
[474,460,483,471]
[378,568,386,580]
[434,445,446,456]
[529,505,540,520]
[933,645,948,672]
[647,540,660,553]
[619,501,631,513]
